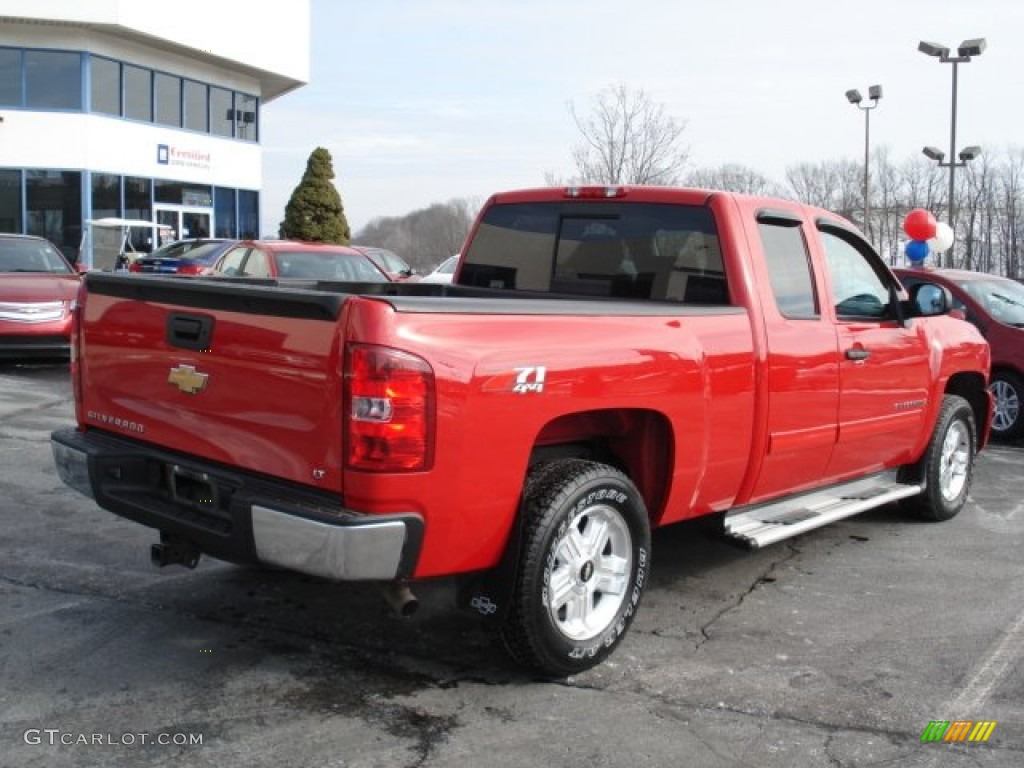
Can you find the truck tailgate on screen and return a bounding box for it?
[77,275,346,492]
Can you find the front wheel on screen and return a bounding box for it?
[903,394,977,521]
[499,459,651,677]
[989,370,1024,440]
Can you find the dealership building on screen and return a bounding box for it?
[0,0,309,266]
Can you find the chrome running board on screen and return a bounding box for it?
[724,472,923,549]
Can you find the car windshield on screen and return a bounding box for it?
[956,277,1024,327]
[0,238,72,274]
[276,250,388,281]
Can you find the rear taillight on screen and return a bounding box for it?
[344,344,434,471]
[128,262,142,273]
[177,264,206,275]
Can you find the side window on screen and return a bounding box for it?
[217,246,248,276]
[820,230,890,319]
[758,220,818,319]
[241,249,270,278]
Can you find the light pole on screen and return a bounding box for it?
[845,85,882,240]
[918,38,986,263]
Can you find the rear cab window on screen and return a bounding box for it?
[458,202,730,304]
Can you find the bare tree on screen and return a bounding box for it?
[685,164,784,196]
[567,83,688,185]
[355,198,478,273]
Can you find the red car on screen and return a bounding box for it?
[0,234,81,358]
[896,266,1024,439]
[210,240,391,282]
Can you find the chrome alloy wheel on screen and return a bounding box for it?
[545,504,632,642]
[990,379,1020,433]
[939,420,970,502]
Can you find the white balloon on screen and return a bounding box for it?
[932,222,954,252]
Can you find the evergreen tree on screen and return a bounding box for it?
[278,147,351,243]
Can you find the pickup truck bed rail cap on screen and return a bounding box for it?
[373,296,746,316]
[84,273,345,321]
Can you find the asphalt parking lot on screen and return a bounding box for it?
[1,360,1022,768]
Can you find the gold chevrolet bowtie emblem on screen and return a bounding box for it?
[167,365,209,394]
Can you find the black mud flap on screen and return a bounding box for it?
[455,504,526,627]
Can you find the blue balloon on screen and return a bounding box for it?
[905,239,930,262]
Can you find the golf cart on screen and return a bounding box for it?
[77,218,172,271]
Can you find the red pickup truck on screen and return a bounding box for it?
[51,186,991,676]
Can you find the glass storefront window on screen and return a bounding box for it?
[183,80,208,132]
[91,173,121,220]
[0,169,22,233]
[236,93,258,142]
[154,71,181,127]
[26,170,82,259]
[124,64,152,122]
[0,48,21,106]
[124,176,153,252]
[238,189,259,238]
[155,179,212,206]
[90,56,121,116]
[25,50,82,110]
[214,187,237,238]
[210,87,234,137]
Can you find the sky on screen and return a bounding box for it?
[259,0,1024,237]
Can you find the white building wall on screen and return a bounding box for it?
[0,113,262,189]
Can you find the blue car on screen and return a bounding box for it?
[129,239,237,276]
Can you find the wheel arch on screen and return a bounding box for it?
[528,407,673,524]
[945,371,991,449]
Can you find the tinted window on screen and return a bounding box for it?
[25,50,81,109]
[238,190,259,238]
[26,170,81,259]
[820,229,890,319]
[460,202,727,303]
[758,221,818,318]
[0,48,21,106]
[124,177,153,252]
[210,87,234,137]
[0,169,21,233]
[154,72,181,127]
[236,93,258,141]
[91,173,121,220]
[183,80,208,132]
[214,187,237,237]
[275,250,388,281]
[90,56,120,115]
[124,65,152,121]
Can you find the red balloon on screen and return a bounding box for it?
[904,208,937,241]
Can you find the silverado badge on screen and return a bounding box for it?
[168,364,209,394]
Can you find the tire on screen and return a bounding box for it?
[902,394,977,521]
[499,459,651,677]
[989,370,1024,440]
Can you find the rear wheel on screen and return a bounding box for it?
[989,370,1024,439]
[903,395,976,521]
[499,459,650,677]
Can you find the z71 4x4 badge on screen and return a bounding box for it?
[513,366,546,394]
[481,366,547,395]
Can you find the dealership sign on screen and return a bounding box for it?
[157,144,211,171]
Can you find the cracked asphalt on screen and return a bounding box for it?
[1,360,1022,767]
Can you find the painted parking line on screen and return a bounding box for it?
[947,600,1024,715]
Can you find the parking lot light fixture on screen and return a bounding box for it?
[846,84,882,240]
[918,36,987,265]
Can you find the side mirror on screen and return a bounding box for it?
[910,282,952,317]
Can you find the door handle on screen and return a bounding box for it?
[845,347,871,361]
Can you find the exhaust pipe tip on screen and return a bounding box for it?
[380,583,419,617]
